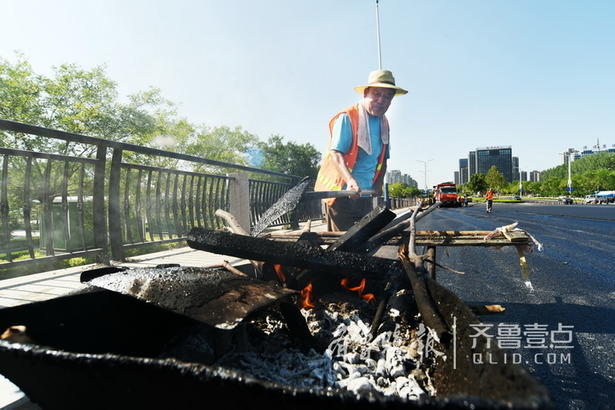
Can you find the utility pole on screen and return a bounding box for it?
[416,159,434,191]
[375,0,383,69]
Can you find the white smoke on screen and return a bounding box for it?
[152,135,177,148]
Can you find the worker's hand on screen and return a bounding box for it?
[346,178,361,199]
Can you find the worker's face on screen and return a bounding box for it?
[363,87,395,117]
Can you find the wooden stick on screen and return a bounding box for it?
[222,260,248,277]
[215,209,249,235]
[187,227,400,281]
[215,209,263,276]
[424,258,465,275]
[408,201,423,257]
[398,248,450,344]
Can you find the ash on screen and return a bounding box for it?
[214,289,440,401]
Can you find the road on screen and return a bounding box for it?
[418,202,615,409]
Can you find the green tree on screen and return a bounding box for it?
[184,125,259,173]
[388,182,419,198]
[257,135,321,178]
[485,166,506,191]
[466,173,487,194]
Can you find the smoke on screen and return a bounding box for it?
[152,135,178,148]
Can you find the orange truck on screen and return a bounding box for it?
[433,182,461,207]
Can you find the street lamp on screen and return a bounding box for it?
[416,159,434,191]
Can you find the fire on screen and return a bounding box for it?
[341,278,376,303]
[273,264,286,283]
[299,282,316,309]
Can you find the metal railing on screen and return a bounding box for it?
[0,119,309,269]
[0,119,415,273]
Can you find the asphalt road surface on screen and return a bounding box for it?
[418,201,615,409]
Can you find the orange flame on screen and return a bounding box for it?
[273,264,286,283]
[300,282,316,309]
[361,293,376,303]
[341,278,375,303]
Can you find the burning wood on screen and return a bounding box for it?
[327,206,396,252]
[81,266,296,330]
[340,278,375,303]
[187,227,401,281]
[1,325,36,344]
[299,282,316,309]
[208,291,440,400]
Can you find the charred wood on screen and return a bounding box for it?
[327,206,396,253]
[187,227,402,282]
[398,252,451,345]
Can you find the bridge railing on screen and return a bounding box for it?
[0,119,413,274]
[0,119,311,270]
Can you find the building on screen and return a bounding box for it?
[568,140,615,161]
[454,171,460,185]
[520,171,527,182]
[387,169,402,184]
[512,156,519,181]
[468,151,477,177]
[458,158,468,185]
[529,170,541,182]
[468,146,513,182]
[386,170,418,187]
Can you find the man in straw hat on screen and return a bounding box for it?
[314,69,407,231]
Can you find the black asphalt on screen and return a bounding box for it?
[417,202,615,409]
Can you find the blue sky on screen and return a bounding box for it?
[2,0,614,186]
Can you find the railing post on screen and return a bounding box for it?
[93,146,109,263]
[108,148,124,261]
[227,172,250,233]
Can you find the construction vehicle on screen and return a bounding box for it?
[433,182,461,207]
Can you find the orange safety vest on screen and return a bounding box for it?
[314,104,388,206]
[486,191,494,200]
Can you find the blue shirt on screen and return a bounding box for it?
[330,113,389,191]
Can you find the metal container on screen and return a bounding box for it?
[0,268,552,410]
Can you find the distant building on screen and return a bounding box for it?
[454,171,460,185]
[569,141,615,161]
[458,158,468,185]
[386,170,418,187]
[520,171,527,182]
[512,157,519,181]
[468,151,477,177]
[387,170,402,184]
[465,147,514,182]
[529,170,541,182]
[473,146,513,182]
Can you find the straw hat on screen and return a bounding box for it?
[354,69,408,96]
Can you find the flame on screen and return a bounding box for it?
[341,278,375,303]
[300,282,316,309]
[273,264,286,283]
[361,293,376,302]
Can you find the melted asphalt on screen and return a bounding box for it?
[417,202,615,409]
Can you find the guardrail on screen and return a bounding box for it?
[0,119,310,269]
[0,119,413,272]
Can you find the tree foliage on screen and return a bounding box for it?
[0,54,323,226]
[466,173,487,194]
[485,165,506,191]
[388,182,420,198]
[257,135,321,178]
[459,153,615,197]
[185,125,259,168]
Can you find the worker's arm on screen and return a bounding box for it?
[330,150,360,193]
[373,161,387,196]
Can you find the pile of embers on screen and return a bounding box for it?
[177,205,447,402]
[165,284,440,401]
